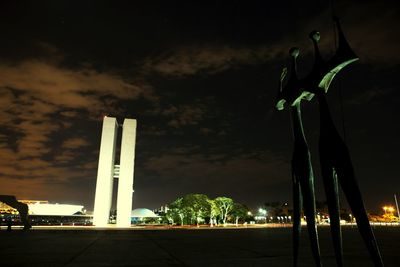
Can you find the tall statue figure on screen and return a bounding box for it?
[278,49,321,267]
[276,17,383,266]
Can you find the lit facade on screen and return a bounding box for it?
[116,119,137,227]
[28,203,84,216]
[1,200,84,216]
[93,117,137,227]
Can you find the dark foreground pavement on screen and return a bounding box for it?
[0,226,399,266]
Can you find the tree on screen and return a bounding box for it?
[231,203,249,226]
[214,197,234,225]
[183,194,210,226]
[167,197,186,225]
[208,199,220,227]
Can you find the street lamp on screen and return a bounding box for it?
[258,208,267,215]
[258,208,267,223]
[383,206,388,215]
[383,205,395,214]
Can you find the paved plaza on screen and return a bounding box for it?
[0,226,399,266]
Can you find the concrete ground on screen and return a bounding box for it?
[0,226,399,266]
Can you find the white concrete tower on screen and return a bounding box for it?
[93,116,118,226]
[116,119,137,227]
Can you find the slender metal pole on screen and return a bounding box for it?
[394,194,400,222]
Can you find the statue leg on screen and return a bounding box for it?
[335,150,384,267]
[320,156,343,267]
[292,175,302,267]
[15,203,31,230]
[300,172,322,267]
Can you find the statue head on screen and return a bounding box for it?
[276,18,359,110]
[276,47,314,110]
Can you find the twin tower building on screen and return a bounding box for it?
[93,116,137,227]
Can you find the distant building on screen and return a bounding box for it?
[93,116,137,227]
[131,208,160,224]
[0,200,84,216]
[153,205,169,215]
[28,202,84,216]
[131,208,158,218]
[0,201,19,214]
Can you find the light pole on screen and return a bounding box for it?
[394,194,400,222]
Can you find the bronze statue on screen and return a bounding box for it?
[0,195,31,230]
[279,50,321,267]
[276,17,383,266]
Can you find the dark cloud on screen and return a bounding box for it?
[142,45,284,77]
[137,148,290,207]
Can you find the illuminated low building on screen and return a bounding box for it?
[0,202,19,214]
[131,208,158,218]
[28,202,84,216]
[131,208,160,224]
[0,200,84,216]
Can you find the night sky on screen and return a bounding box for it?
[0,1,399,213]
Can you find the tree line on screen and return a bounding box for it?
[164,194,250,226]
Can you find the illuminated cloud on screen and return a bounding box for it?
[0,60,152,192]
[62,137,90,150]
[0,61,145,111]
[53,150,76,164]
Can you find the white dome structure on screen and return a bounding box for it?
[131,208,158,218]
